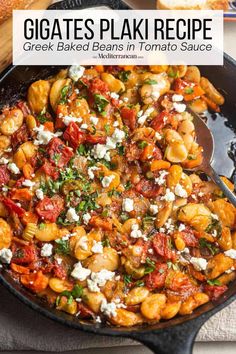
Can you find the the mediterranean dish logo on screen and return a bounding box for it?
[13,10,223,65]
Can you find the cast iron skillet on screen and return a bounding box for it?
[0,1,236,353]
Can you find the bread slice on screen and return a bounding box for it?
[157,0,207,10]
[206,0,229,10]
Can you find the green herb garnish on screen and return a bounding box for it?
[144,79,158,85]
[207,279,221,286]
[60,85,70,104]
[185,87,194,94]
[94,94,109,113]
[118,70,131,82]
[144,257,156,274]
[124,274,132,285]
[138,141,148,149]
[199,238,218,255]
[55,238,70,255]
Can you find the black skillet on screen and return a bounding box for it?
[0,1,236,353]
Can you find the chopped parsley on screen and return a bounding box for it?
[118,70,131,82]
[60,85,70,104]
[124,274,132,285]
[185,87,194,94]
[101,238,110,247]
[55,238,70,255]
[144,79,158,85]
[37,109,48,124]
[207,279,221,286]
[205,218,222,237]
[124,181,132,190]
[144,257,156,274]
[56,284,84,306]
[94,94,109,113]
[199,238,218,255]
[135,280,145,287]
[138,141,148,149]
[104,124,110,134]
[117,144,125,156]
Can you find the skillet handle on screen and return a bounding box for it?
[129,318,205,354]
[48,0,130,10]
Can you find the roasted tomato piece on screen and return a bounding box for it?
[120,107,137,130]
[173,78,189,92]
[89,77,109,96]
[40,160,59,180]
[125,143,141,162]
[89,216,113,231]
[17,101,31,117]
[63,122,86,150]
[1,197,25,217]
[85,134,106,144]
[11,124,29,150]
[152,233,176,261]
[47,137,73,167]
[53,262,67,280]
[145,263,168,290]
[0,165,10,186]
[77,303,94,319]
[20,270,49,293]
[135,179,162,198]
[203,284,228,300]
[12,244,37,265]
[166,271,198,300]
[151,111,171,131]
[36,195,64,222]
[180,227,199,247]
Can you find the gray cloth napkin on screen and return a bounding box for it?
[1,285,236,352]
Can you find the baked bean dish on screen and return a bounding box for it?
[0,65,235,326]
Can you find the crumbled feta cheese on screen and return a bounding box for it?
[41,243,53,257]
[198,192,204,197]
[91,240,103,254]
[149,204,159,215]
[178,223,186,232]
[87,279,100,292]
[71,262,91,281]
[7,162,20,174]
[155,132,162,140]
[88,166,99,179]
[95,316,102,323]
[100,299,117,317]
[69,65,85,81]
[0,248,12,264]
[88,269,115,292]
[174,183,188,198]
[111,128,125,144]
[33,125,62,145]
[78,236,89,251]
[137,107,154,125]
[172,94,184,102]
[0,157,9,164]
[130,224,142,239]
[102,175,115,188]
[35,188,44,200]
[164,218,175,234]
[62,115,83,126]
[56,258,63,265]
[190,257,208,271]
[173,102,186,113]
[161,188,175,202]
[90,116,99,125]
[80,124,88,130]
[224,249,236,260]
[211,213,219,220]
[104,151,111,161]
[110,92,119,99]
[22,179,35,190]
[106,137,116,149]
[225,266,235,274]
[113,121,119,127]
[122,198,134,212]
[66,207,80,223]
[92,144,107,159]
[83,213,91,225]
[155,170,168,186]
